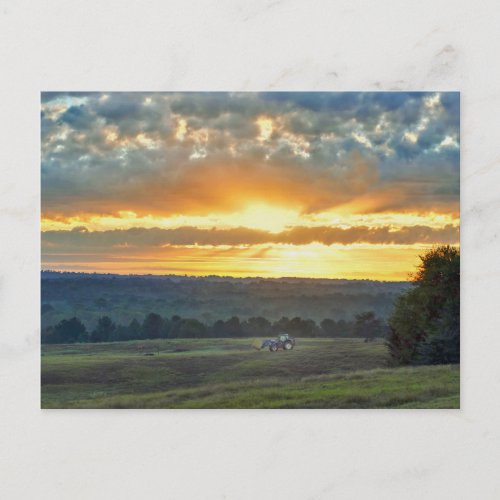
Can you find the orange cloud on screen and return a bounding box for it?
[341,181,459,217]
[41,152,379,219]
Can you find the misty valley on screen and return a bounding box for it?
[41,271,409,336]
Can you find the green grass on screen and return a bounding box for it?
[41,338,459,409]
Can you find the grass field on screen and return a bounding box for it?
[41,338,459,409]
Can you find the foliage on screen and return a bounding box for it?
[176,319,208,338]
[142,313,164,339]
[128,318,141,338]
[90,316,116,342]
[387,246,460,365]
[41,272,409,332]
[41,310,388,343]
[242,316,272,337]
[288,317,320,337]
[353,311,385,342]
[42,317,88,344]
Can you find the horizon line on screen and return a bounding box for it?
[40,269,410,283]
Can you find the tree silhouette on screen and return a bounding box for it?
[387,246,460,365]
[353,311,383,341]
[51,317,87,344]
[142,313,163,339]
[91,316,116,342]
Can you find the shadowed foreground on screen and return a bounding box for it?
[41,338,459,409]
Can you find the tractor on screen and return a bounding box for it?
[260,333,295,352]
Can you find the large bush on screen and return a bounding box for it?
[387,246,460,365]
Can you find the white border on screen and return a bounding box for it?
[1,1,499,498]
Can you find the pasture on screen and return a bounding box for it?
[41,338,459,409]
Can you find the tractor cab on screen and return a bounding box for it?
[278,333,289,342]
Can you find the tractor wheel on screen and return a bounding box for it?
[284,341,293,350]
[269,344,278,352]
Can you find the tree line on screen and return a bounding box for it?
[41,311,387,344]
[41,272,408,331]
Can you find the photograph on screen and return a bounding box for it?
[40,91,460,409]
[5,0,500,497]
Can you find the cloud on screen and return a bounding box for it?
[42,151,380,218]
[42,223,459,253]
[41,92,94,103]
[41,92,460,220]
[277,224,459,245]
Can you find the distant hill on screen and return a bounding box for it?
[41,271,410,329]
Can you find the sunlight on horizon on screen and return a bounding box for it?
[42,242,437,281]
[41,92,459,280]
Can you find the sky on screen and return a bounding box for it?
[41,92,460,280]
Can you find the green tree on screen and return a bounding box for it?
[320,318,336,337]
[160,317,171,338]
[91,316,116,342]
[353,311,384,342]
[336,319,352,338]
[387,245,460,365]
[242,316,272,337]
[211,319,226,338]
[50,317,88,344]
[169,315,182,338]
[113,325,130,342]
[177,319,207,338]
[41,326,55,344]
[142,313,163,339]
[224,316,242,337]
[272,317,290,333]
[272,316,319,337]
[127,318,142,340]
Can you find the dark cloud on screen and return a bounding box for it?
[440,92,460,125]
[94,95,143,121]
[59,105,93,130]
[41,91,95,103]
[42,223,459,252]
[259,92,361,113]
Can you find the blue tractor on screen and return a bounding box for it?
[260,333,296,352]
